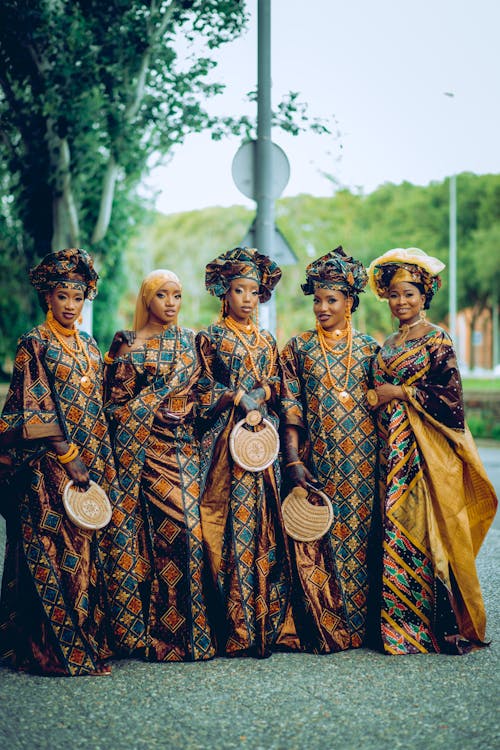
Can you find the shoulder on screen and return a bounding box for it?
[17,325,49,351]
[352,330,380,352]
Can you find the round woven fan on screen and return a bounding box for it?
[62,480,112,530]
[229,411,279,472]
[282,484,334,542]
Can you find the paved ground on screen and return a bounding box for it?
[0,446,498,750]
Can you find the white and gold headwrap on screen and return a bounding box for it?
[133,269,182,330]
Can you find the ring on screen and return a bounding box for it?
[366,389,379,406]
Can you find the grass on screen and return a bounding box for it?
[462,378,500,391]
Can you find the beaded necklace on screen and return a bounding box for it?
[315,319,353,403]
[45,310,94,390]
[224,315,276,381]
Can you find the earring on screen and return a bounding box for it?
[77,315,83,325]
[419,309,426,322]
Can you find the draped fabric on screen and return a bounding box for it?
[0,324,144,675]
[280,329,379,651]
[196,323,299,657]
[373,327,497,654]
[105,328,214,662]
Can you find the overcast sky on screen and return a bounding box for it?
[143,0,500,215]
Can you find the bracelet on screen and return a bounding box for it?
[234,388,245,407]
[285,460,303,468]
[103,352,114,365]
[57,443,79,464]
[262,383,272,401]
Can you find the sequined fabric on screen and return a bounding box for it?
[373,327,497,653]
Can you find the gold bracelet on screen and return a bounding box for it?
[285,460,303,468]
[234,388,245,407]
[103,352,114,365]
[57,443,79,464]
[366,389,379,406]
[262,383,272,401]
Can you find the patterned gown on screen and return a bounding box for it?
[373,327,497,654]
[280,328,379,652]
[0,324,145,675]
[196,323,299,658]
[104,328,215,662]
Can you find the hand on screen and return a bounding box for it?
[155,407,182,425]
[237,392,261,415]
[286,461,318,490]
[368,384,405,409]
[247,387,266,408]
[65,456,90,490]
[108,330,136,358]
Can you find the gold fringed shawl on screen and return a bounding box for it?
[404,393,497,643]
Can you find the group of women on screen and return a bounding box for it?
[0,244,496,676]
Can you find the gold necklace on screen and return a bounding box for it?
[224,316,276,381]
[316,320,353,403]
[397,317,425,343]
[45,311,94,390]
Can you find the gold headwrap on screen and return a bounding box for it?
[133,269,182,330]
[367,247,445,303]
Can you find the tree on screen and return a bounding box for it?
[0,0,332,355]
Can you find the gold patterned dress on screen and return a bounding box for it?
[0,324,145,674]
[196,323,299,657]
[280,328,379,651]
[373,327,497,653]
[105,327,215,662]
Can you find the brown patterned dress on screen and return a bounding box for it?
[0,324,145,675]
[196,323,299,658]
[104,327,215,661]
[280,328,379,652]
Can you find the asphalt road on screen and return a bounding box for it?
[0,446,498,750]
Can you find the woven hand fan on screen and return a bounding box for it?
[282,484,334,542]
[229,410,279,472]
[62,480,112,530]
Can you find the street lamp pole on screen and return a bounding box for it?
[449,172,457,346]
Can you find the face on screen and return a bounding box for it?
[47,285,85,328]
[313,287,351,332]
[388,282,425,324]
[147,281,182,327]
[225,277,260,323]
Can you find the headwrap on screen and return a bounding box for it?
[367,247,445,308]
[133,269,182,330]
[29,248,99,306]
[301,246,368,297]
[205,246,281,303]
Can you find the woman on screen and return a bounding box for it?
[196,246,299,657]
[104,269,215,662]
[0,248,145,675]
[367,247,497,654]
[280,247,379,652]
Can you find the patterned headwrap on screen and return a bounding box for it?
[367,247,445,308]
[133,269,182,330]
[29,248,99,305]
[205,246,281,303]
[300,246,367,312]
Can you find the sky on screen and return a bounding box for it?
[142,0,500,215]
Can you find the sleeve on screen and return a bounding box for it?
[195,330,234,420]
[0,333,64,449]
[279,338,306,430]
[409,331,464,430]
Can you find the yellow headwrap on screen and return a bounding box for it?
[133,269,182,330]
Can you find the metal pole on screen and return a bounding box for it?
[449,173,457,351]
[255,0,275,333]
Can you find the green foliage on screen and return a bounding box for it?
[116,172,500,351]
